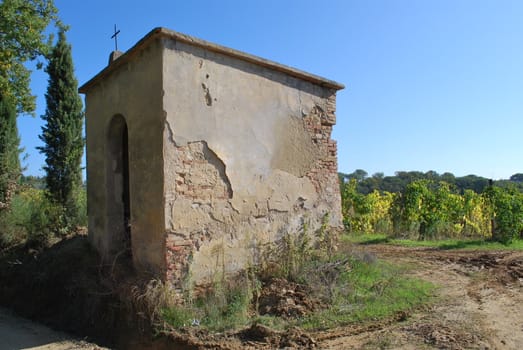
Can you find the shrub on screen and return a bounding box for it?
[483,186,523,243]
[0,186,88,249]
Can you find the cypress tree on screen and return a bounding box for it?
[38,30,84,225]
[0,92,21,211]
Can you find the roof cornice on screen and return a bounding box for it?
[79,27,344,93]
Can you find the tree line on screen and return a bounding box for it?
[341,172,523,243]
[1,0,84,247]
[339,169,523,195]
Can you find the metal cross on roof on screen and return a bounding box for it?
[111,24,121,51]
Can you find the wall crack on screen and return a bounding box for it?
[164,118,177,146]
[201,83,213,106]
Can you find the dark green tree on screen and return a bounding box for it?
[509,173,523,182]
[350,169,369,182]
[1,0,60,213]
[0,0,60,115]
[38,30,84,227]
[440,172,456,185]
[0,92,21,210]
[455,175,489,194]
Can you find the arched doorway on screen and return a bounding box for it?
[106,115,131,256]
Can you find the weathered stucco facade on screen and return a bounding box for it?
[79,28,344,290]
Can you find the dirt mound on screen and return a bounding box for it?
[258,277,323,318]
[455,252,505,269]
[450,251,523,286]
[152,323,317,350]
[238,323,317,349]
[278,326,317,349]
[404,322,481,349]
[506,256,523,281]
[156,329,242,350]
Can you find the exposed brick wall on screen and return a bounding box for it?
[165,235,193,291]
[171,141,232,202]
[304,92,340,197]
[165,140,232,290]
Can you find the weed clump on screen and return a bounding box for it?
[139,275,254,332]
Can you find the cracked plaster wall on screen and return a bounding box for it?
[162,39,342,289]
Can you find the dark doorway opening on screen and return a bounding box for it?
[106,115,131,257]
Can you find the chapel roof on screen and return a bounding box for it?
[79,27,344,93]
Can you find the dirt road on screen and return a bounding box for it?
[318,245,523,349]
[0,308,106,350]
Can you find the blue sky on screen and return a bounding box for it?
[18,0,523,180]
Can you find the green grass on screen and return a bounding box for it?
[343,232,523,250]
[298,257,434,330]
[342,233,391,245]
[161,281,253,332]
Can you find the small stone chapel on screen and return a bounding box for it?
[79,28,344,290]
